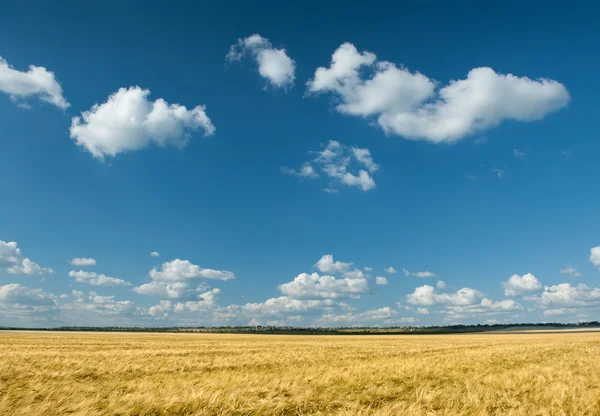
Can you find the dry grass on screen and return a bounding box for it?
[1,331,600,415]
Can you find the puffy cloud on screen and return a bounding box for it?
[149,259,235,282]
[560,266,582,277]
[174,288,221,312]
[375,276,388,285]
[307,43,569,143]
[407,285,483,306]
[66,290,142,318]
[69,257,96,267]
[436,281,447,290]
[283,141,378,192]
[314,254,353,274]
[446,298,523,316]
[69,87,215,159]
[132,281,209,300]
[227,34,295,90]
[0,240,53,276]
[150,251,160,257]
[279,272,369,300]
[535,283,600,308]
[415,307,429,315]
[590,246,600,269]
[242,296,337,317]
[385,267,397,274]
[402,268,436,278]
[68,270,131,287]
[0,56,69,109]
[543,308,578,317]
[0,284,59,325]
[503,273,542,296]
[148,300,172,318]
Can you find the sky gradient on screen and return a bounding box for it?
[1,0,599,327]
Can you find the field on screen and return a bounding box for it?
[1,332,600,415]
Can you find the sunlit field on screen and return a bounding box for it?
[1,331,600,415]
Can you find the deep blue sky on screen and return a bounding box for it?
[1,0,598,327]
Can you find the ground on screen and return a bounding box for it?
[1,331,599,415]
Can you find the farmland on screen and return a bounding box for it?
[1,331,599,415]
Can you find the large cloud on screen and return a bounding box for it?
[278,272,369,300]
[227,34,295,90]
[535,283,600,308]
[0,56,69,109]
[503,273,542,296]
[149,259,235,282]
[307,43,570,143]
[0,240,53,276]
[70,87,215,159]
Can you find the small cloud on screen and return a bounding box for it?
[403,268,436,278]
[150,251,160,257]
[69,257,96,267]
[465,173,478,180]
[363,267,372,272]
[436,280,447,289]
[514,149,528,160]
[385,267,397,274]
[560,266,582,277]
[375,276,388,285]
[493,169,504,178]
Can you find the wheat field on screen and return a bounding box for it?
[1,331,600,415]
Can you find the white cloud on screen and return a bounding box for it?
[68,270,131,287]
[590,246,600,269]
[307,43,569,143]
[69,86,215,159]
[242,296,337,317]
[69,257,96,267]
[0,240,53,276]
[375,276,388,285]
[503,273,542,296]
[402,268,436,278]
[149,259,235,282]
[385,267,397,274]
[279,272,369,300]
[560,266,582,277]
[174,289,221,313]
[535,283,600,308]
[514,149,529,160]
[445,298,523,316]
[543,308,578,317]
[415,307,429,315]
[314,254,352,274]
[148,300,172,318]
[227,34,295,90]
[0,56,69,109]
[436,280,447,290]
[363,267,372,272]
[284,141,378,192]
[66,290,142,318]
[132,281,198,299]
[150,251,160,257]
[0,284,59,325]
[407,285,483,306]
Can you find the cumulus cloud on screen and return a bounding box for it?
[560,266,582,277]
[316,307,408,326]
[0,56,69,109]
[314,254,353,274]
[174,288,221,313]
[69,87,215,159]
[242,296,338,317]
[69,270,131,287]
[149,259,235,282]
[307,43,570,143]
[0,284,59,325]
[502,273,542,296]
[590,246,600,269]
[535,283,600,308]
[0,240,53,276]
[132,281,209,300]
[279,272,369,300]
[402,268,435,278]
[407,285,484,306]
[445,298,523,317]
[375,276,388,285]
[148,300,172,318]
[436,281,447,290]
[69,257,96,267]
[283,141,378,192]
[227,34,295,90]
[150,251,160,257]
[385,267,397,274]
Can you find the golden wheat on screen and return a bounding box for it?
[1,331,599,415]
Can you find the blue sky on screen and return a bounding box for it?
[1,0,599,327]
